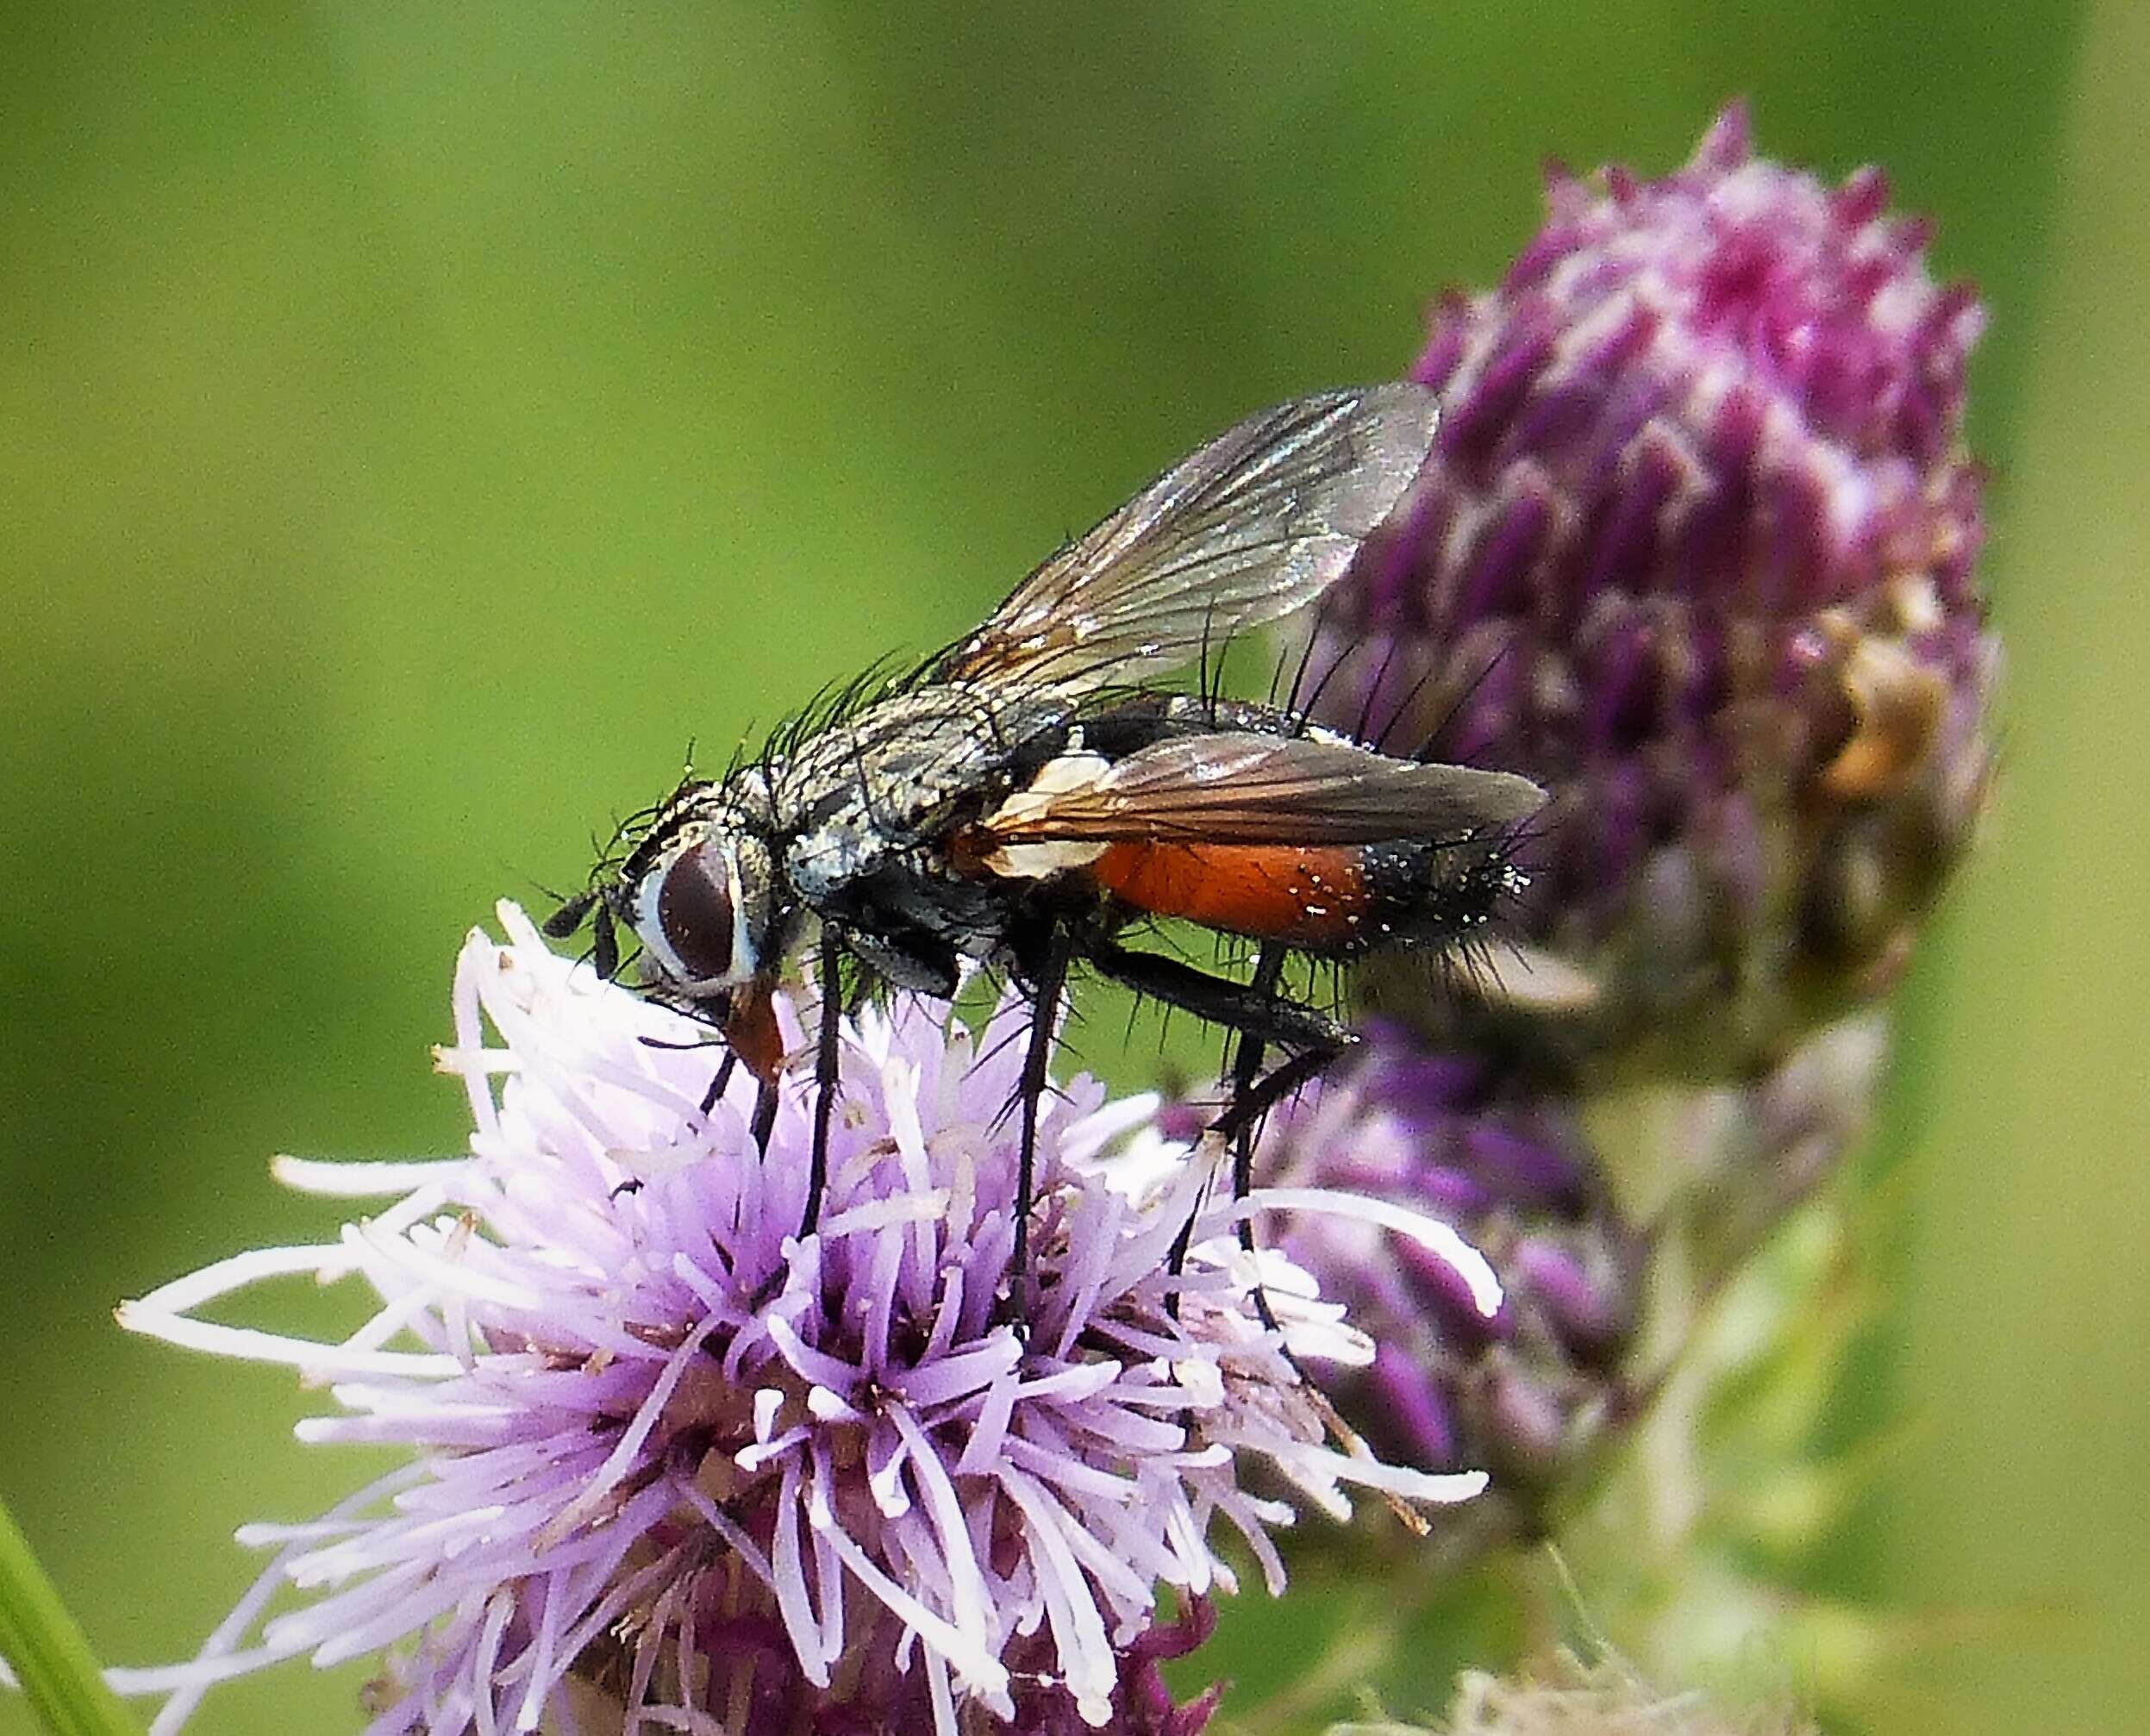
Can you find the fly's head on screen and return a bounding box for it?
[546,773,789,1073]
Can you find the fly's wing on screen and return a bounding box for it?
[928,384,1439,696]
[980,732,1544,847]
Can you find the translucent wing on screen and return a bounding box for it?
[980,732,1544,846]
[928,384,1439,695]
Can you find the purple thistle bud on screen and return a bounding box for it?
[1263,1025,1648,1548]
[116,905,1491,1735]
[1311,106,1996,1078]
[1653,1008,1889,1283]
[1259,1010,1889,1564]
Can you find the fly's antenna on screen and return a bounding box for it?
[590,898,621,980]
[539,884,627,981]
[541,887,600,940]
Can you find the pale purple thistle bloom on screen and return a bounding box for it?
[116,904,1492,1734]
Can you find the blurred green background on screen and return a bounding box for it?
[3,3,2143,1732]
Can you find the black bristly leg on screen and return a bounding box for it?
[1085,942,1351,1055]
[699,1051,737,1117]
[1229,943,1293,1337]
[1209,1042,1347,1147]
[800,931,847,1240]
[1162,1211,1197,1319]
[1230,944,1285,1215]
[1098,940,1344,1324]
[1009,927,1072,1333]
[1166,941,1286,1309]
[750,1079,778,1156]
[1204,1027,1425,1534]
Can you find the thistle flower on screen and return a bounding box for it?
[1309,105,1995,1080]
[1259,1027,1647,1552]
[116,904,1493,1735]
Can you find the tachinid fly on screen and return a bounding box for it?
[547,384,1542,1306]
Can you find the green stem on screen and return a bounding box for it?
[0,1496,140,1736]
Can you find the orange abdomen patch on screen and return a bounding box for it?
[1087,842,1368,946]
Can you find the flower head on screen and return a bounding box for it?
[1309,106,1995,1079]
[118,905,1490,1734]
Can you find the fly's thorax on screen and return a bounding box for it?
[777,685,1073,905]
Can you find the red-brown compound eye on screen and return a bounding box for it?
[651,841,739,984]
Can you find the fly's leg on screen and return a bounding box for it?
[1209,1032,1434,1538]
[1085,942,1352,1054]
[750,1079,778,1156]
[1091,941,1351,1322]
[699,1052,738,1117]
[1089,946,1409,1516]
[1209,1042,1342,1146]
[1165,942,1285,1306]
[800,930,847,1240]
[1228,943,1288,1333]
[1009,927,1072,1333]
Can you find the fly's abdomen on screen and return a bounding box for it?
[1088,836,1516,954]
[1089,842,1366,947]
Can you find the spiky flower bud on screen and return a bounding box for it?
[1309,106,1994,1079]
[1265,1027,1649,1551]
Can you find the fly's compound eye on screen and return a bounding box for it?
[639,837,750,990]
